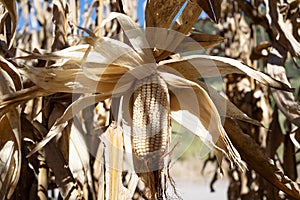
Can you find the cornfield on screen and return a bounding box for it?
[0,0,300,199]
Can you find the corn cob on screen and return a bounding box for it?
[131,73,170,199]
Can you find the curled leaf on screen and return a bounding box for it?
[102,12,154,63]
[196,0,222,23]
[160,71,245,171]
[27,93,111,158]
[0,67,21,199]
[0,56,22,90]
[196,80,263,127]
[0,141,15,199]
[0,0,17,48]
[175,33,224,52]
[145,0,186,28]
[225,118,300,199]
[159,55,293,91]
[267,57,300,127]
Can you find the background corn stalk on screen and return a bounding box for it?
[1,1,136,199]
[197,0,300,199]
[0,0,300,200]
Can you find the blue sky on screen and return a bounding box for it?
[17,0,146,30]
[17,0,207,31]
[137,0,146,26]
[83,0,146,26]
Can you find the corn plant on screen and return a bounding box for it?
[198,0,300,199]
[0,0,299,200]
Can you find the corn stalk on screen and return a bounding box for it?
[0,0,299,200]
[199,0,300,199]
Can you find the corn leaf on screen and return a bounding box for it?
[171,1,202,35]
[26,93,111,157]
[93,140,105,200]
[154,1,202,61]
[159,55,293,91]
[21,66,119,93]
[69,121,95,199]
[18,39,142,69]
[102,12,154,63]
[0,0,17,48]
[0,141,15,199]
[0,67,21,199]
[196,0,222,23]
[52,0,69,51]
[102,122,131,200]
[0,86,48,108]
[160,71,245,171]
[196,80,263,127]
[224,118,300,199]
[31,120,81,199]
[175,33,224,52]
[145,0,186,28]
[267,55,300,127]
[0,56,22,90]
[266,0,300,57]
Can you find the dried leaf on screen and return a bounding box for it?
[17,37,145,94]
[224,118,300,199]
[17,40,142,69]
[283,134,297,180]
[0,67,21,199]
[52,0,69,51]
[196,0,222,23]
[0,141,15,199]
[69,121,95,199]
[155,1,203,61]
[145,0,186,28]
[196,80,263,127]
[267,58,300,127]
[172,1,202,35]
[159,55,293,91]
[102,12,154,63]
[93,139,105,200]
[290,128,300,148]
[0,0,17,48]
[27,93,111,158]
[266,0,300,57]
[84,36,144,69]
[31,120,81,199]
[0,86,48,108]
[21,66,119,94]
[266,108,284,157]
[175,33,224,52]
[48,103,66,128]
[160,71,245,171]
[102,122,131,200]
[0,56,22,90]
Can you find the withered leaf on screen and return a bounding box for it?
[0,67,21,199]
[0,0,17,48]
[161,71,245,171]
[196,0,222,23]
[225,118,300,199]
[175,33,224,52]
[145,0,186,28]
[159,55,293,91]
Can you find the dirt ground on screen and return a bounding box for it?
[170,158,229,200]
